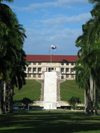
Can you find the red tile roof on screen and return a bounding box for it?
[25,55,78,62]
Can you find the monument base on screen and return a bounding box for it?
[43,102,57,109]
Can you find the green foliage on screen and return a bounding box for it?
[0,73,3,80]
[97,89,100,103]
[0,3,27,89]
[68,96,81,107]
[21,98,33,108]
[75,0,100,114]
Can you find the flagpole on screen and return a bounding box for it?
[50,45,56,72]
[49,47,50,72]
[51,48,52,72]
[50,45,52,72]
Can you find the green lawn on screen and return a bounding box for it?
[14,80,84,103]
[60,80,84,103]
[0,111,100,133]
[14,80,41,101]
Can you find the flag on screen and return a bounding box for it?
[56,71,59,75]
[43,71,46,75]
[51,45,57,50]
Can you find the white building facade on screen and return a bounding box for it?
[24,55,78,80]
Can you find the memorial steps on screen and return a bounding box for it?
[36,72,66,109]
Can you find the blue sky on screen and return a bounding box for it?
[4,0,93,55]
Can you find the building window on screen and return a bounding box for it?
[38,68,41,72]
[33,68,36,72]
[71,75,74,78]
[33,62,36,65]
[66,75,69,78]
[61,62,64,65]
[33,74,36,78]
[71,68,74,72]
[49,68,54,72]
[66,62,69,65]
[71,62,74,65]
[66,68,69,72]
[38,75,41,78]
[27,74,31,77]
[28,68,31,72]
[38,62,41,65]
[61,68,64,72]
[61,76,64,79]
[28,62,31,65]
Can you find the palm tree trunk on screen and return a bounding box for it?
[94,81,98,115]
[8,81,13,113]
[85,89,86,112]
[8,81,11,113]
[85,88,90,114]
[0,80,3,114]
[90,70,94,114]
[10,82,13,113]
[3,81,6,114]
[86,88,90,114]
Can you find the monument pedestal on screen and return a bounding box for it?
[43,72,57,109]
[43,102,57,109]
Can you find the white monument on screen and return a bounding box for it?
[43,72,57,109]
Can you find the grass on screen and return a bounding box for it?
[0,111,100,133]
[60,80,84,103]
[14,80,84,103]
[14,80,41,101]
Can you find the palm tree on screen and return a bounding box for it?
[75,0,100,115]
[74,57,90,114]
[0,3,27,113]
[88,0,100,114]
[83,49,100,115]
[75,22,92,114]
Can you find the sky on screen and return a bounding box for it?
[3,0,94,55]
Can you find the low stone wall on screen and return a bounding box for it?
[31,101,85,107]
[14,101,85,107]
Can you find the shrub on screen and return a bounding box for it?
[68,96,81,108]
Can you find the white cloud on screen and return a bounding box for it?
[10,0,88,11]
[33,12,91,28]
[24,28,82,55]
[58,0,88,4]
[23,11,91,55]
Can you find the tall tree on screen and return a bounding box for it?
[0,2,27,113]
[74,55,90,114]
[83,49,100,115]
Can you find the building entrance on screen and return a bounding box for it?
[48,68,54,72]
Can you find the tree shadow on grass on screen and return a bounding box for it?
[0,111,100,133]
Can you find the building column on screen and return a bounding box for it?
[64,68,66,73]
[26,67,28,73]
